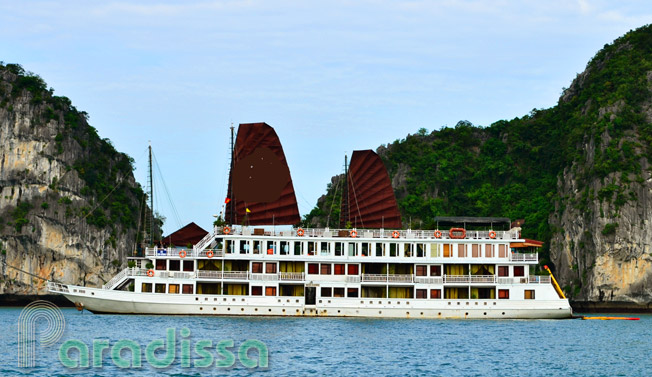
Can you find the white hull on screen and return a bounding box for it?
[58,285,572,319]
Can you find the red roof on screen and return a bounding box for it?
[162,222,208,247]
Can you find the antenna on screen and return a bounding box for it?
[229,123,235,226]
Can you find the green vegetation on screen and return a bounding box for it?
[305,24,652,266]
[10,201,33,232]
[602,223,619,236]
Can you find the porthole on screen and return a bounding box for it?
[205,297,208,301]
[420,312,424,315]
[484,312,487,315]
[227,308,230,311]
[232,298,236,302]
[214,298,217,301]
[200,307,203,310]
[465,312,468,316]
[213,307,216,311]
[438,312,442,316]
[195,297,199,301]
[255,308,258,311]
[282,309,286,312]
[502,312,505,315]
[241,308,244,311]
[269,309,272,312]
[379,311,382,314]
[319,300,322,303]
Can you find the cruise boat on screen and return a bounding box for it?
[48,123,572,319]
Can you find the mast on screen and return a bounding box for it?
[147,141,154,246]
[341,153,349,228]
[229,124,235,227]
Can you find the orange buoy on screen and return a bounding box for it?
[350,230,358,238]
[391,230,400,239]
[179,250,187,258]
[147,269,155,277]
[449,228,466,239]
[206,250,214,258]
[223,226,231,234]
[297,228,305,237]
[434,230,442,238]
[488,230,496,239]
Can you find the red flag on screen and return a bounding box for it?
[224,197,231,204]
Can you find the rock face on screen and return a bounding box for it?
[0,64,146,296]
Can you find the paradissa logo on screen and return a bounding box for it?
[59,328,268,369]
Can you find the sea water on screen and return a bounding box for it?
[1,307,650,376]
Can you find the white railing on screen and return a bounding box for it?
[346,275,361,283]
[47,281,69,293]
[222,271,248,280]
[250,273,279,281]
[414,277,443,284]
[280,272,305,281]
[444,275,469,283]
[529,275,551,284]
[194,226,217,252]
[196,270,223,279]
[361,274,413,282]
[510,253,538,262]
[362,274,390,282]
[470,275,495,283]
[103,267,130,289]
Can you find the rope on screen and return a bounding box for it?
[327,174,342,228]
[1,259,56,283]
[348,170,365,229]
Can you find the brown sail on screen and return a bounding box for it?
[341,149,402,228]
[225,122,300,225]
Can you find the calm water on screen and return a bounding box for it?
[1,307,650,376]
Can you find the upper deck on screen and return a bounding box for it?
[142,226,538,264]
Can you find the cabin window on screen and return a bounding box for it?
[224,240,232,254]
[334,288,345,297]
[334,264,345,275]
[265,287,276,296]
[308,263,319,274]
[416,289,427,299]
[390,243,398,257]
[306,242,315,256]
[240,241,249,254]
[375,243,385,257]
[361,243,370,256]
[183,260,194,272]
[498,289,510,299]
[182,284,193,294]
[266,241,275,255]
[430,289,441,299]
[430,243,440,258]
[514,266,525,277]
[279,241,289,255]
[294,241,304,256]
[266,263,277,274]
[472,244,480,258]
[348,243,358,257]
[321,287,332,297]
[168,284,180,294]
[155,284,166,293]
[498,266,509,277]
[320,242,330,255]
[416,265,427,276]
[430,265,442,276]
[457,244,466,258]
[347,264,359,275]
[252,286,263,296]
[335,242,344,256]
[498,244,507,258]
[169,260,180,271]
[347,288,359,298]
[321,264,331,275]
[253,240,261,254]
[142,283,152,293]
[155,260,166,271]
[485,244,494,258]
[443,244,452,258]
[403,243,413,257]
[416,243,425,257]
[251,262,263,273]
[525,290,535,299]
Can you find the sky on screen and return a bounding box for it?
[1,1,651,234]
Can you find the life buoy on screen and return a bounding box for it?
[350,230,358,238]
[206,250,214,258]
[391,230,400,239]
[147,269,155,277]
[297,228,305,237]
[179,250,187,258]
[488,230,496,239]
[223,226,231,235]
[449,228,466,239]
[434,230,442,238]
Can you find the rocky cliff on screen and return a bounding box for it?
[0,63,147,299]
[305,25,652,309]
